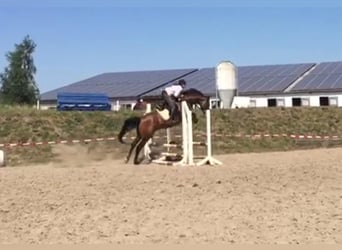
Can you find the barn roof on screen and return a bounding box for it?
[40,61,342,101]
[143,67,217,97]
[40,68,197,101]
[290,61,342,93]
[142,63,316,97]
[238,63,316,95]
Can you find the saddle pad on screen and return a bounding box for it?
[157,109,170,120]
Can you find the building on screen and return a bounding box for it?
[40,68,197,110]
[40,61,342,110]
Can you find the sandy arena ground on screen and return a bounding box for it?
[0,146,341,244]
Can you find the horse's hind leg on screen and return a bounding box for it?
[126,136,141,163]
[133,137,150,165]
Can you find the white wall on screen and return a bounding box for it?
[40,93,342,111]
[337,96,342,106]
[299,94,341,107]
[309,96,320,107]
[111,99,136,111]
[40,103,56,110]
[284,96,293,107]
[40,99,137,111]
[255,98,268,107]
[237,92,342,108]
[231,96,251,108]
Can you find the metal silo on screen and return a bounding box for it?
[215,61,237,108]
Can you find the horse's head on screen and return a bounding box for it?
[179,88,210,113]
[198,96,210,113]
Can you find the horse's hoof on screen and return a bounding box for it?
[134,158,144,165]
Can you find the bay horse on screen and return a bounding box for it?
[118,88,210,164]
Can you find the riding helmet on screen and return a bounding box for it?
[177,79,186,87]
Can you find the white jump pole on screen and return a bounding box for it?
[0,150,5,167]
[158,101,189,166]
[195,109,222,166]
[144,103,152,159]
[153,101,221,166]
[173,101,194,166]
[185,103,194,165]
[166,128,171,153]
[153,102,188,165]
[179,101,188,165]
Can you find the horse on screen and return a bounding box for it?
[118,88,210,165]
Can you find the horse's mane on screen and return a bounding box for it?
[182,88,205,96]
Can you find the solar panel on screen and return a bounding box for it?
[142,68,217,97]
[144,63,316,97]
[41,61,342,101]
[291,62,342,92]
[238,63,315,94]
[40,68,197,100]
[314,62,342,74]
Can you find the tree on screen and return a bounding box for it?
[0,35,39,105]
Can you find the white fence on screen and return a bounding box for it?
[151,101,222,166]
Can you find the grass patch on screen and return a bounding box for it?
[2,105,342,166]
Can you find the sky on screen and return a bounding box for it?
[1,0,342,93]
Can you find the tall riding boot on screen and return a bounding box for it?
[170,106,177,121]
[162,91,176,120]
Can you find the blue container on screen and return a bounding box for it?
[57,92,111,111]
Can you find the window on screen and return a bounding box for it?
[319,97,329,106]
[292,97,310,107]
[277,99,285,107]
[122,104,132,109]
[249,99,256,108]
[329,97,338,106]
[302,98,310,106]
[210,100,221,109]
[319,96,338,106]
[268,99,277,107]
[292,98,302,107]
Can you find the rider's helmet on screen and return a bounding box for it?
[177,79,186,88]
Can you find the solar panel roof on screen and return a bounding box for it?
[40,68,197,101]
[142,68,216,97]
[238,63,315,94]
[142,63,316,97]
[290,62,342,93]
[41,61,342,101]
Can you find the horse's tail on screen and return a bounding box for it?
[118,116,141,143]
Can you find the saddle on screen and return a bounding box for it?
[156,108,170,120]
[156,96,181,121]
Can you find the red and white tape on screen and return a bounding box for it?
[0,137,116,148]
[0,133,341,149]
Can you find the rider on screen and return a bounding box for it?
[161,79,186,121]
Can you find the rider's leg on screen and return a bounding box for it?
[156,100,167,110]
[162,91,176,119]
